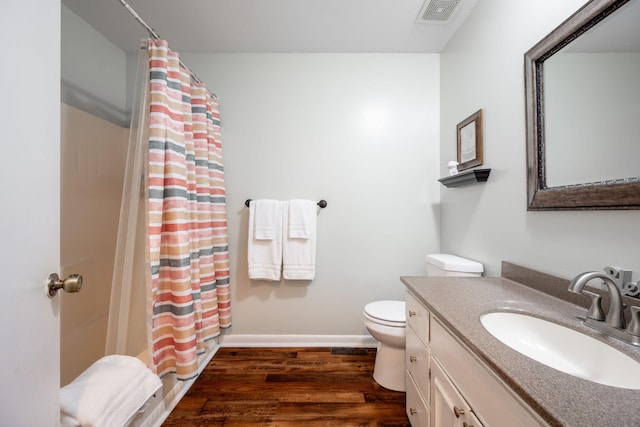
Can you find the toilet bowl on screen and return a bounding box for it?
[363,300,407,392]
[363,254,483,393]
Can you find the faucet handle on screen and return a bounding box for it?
[603,267,632,290]
[583,290,605,321]
[626,306,640,336]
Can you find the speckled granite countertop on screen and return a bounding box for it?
[401,274,640,427]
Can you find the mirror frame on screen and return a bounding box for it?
[525,0,640,210]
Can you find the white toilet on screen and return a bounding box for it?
[363,253,483,392]
[363,300,407,391]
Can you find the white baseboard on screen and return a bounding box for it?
[221,334,377,348]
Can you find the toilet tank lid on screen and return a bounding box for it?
[426,254,484,273]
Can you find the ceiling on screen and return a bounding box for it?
[62,0,480,54]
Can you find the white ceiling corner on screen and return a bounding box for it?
[61,0,480,54]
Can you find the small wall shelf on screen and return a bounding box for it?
[438,168,491,188]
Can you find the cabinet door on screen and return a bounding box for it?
[431,360,473,427]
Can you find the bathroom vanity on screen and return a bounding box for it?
[402,264,640,426]
[405,291,543,426]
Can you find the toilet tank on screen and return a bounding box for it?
[425,254,483,277]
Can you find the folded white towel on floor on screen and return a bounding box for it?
[248,199,283,280]
[60,355,162,427]
[253,199,280,240]
[283,200,317,280]
[60,413,80,427]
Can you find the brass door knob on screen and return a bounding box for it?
[47,273,83,297]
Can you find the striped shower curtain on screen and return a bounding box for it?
[146,39,231,380]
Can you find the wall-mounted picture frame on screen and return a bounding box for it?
[456,109,483,171]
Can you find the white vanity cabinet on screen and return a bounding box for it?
[405,290,546,427]
[405,291,431,426]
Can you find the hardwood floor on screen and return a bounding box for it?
[162,347,410,427]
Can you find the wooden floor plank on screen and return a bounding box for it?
[162,347,410,426]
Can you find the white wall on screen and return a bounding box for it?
[70,0,640,341]
[440,0,640,279]
[182,53,441,336]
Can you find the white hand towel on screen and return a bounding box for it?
[253,199,280,240]
[283,200,317,280]
[288,199,316,239]
[60,355,162,427]
[248,200,283,280]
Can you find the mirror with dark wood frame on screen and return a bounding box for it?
[525,0,640,210]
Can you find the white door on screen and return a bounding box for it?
[0,0,61,425]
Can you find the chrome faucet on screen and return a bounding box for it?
[569,270,624,328]
[568,267,640,346]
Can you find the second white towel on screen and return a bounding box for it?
[283,200,317,280]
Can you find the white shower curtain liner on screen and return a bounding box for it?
[106,42,150,356]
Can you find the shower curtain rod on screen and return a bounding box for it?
[117,0,207,86]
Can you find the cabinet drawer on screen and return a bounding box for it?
[430,316,545,427]
[406,370,430,427]
[406,291,429,344]
[406,325,430,403]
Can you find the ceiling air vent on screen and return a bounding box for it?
[417,0,461,22]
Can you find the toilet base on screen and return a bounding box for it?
[372,342,406,392]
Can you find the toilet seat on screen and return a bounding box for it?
[364,300,406,327]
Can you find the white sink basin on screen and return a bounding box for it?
[480,311,640,389]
